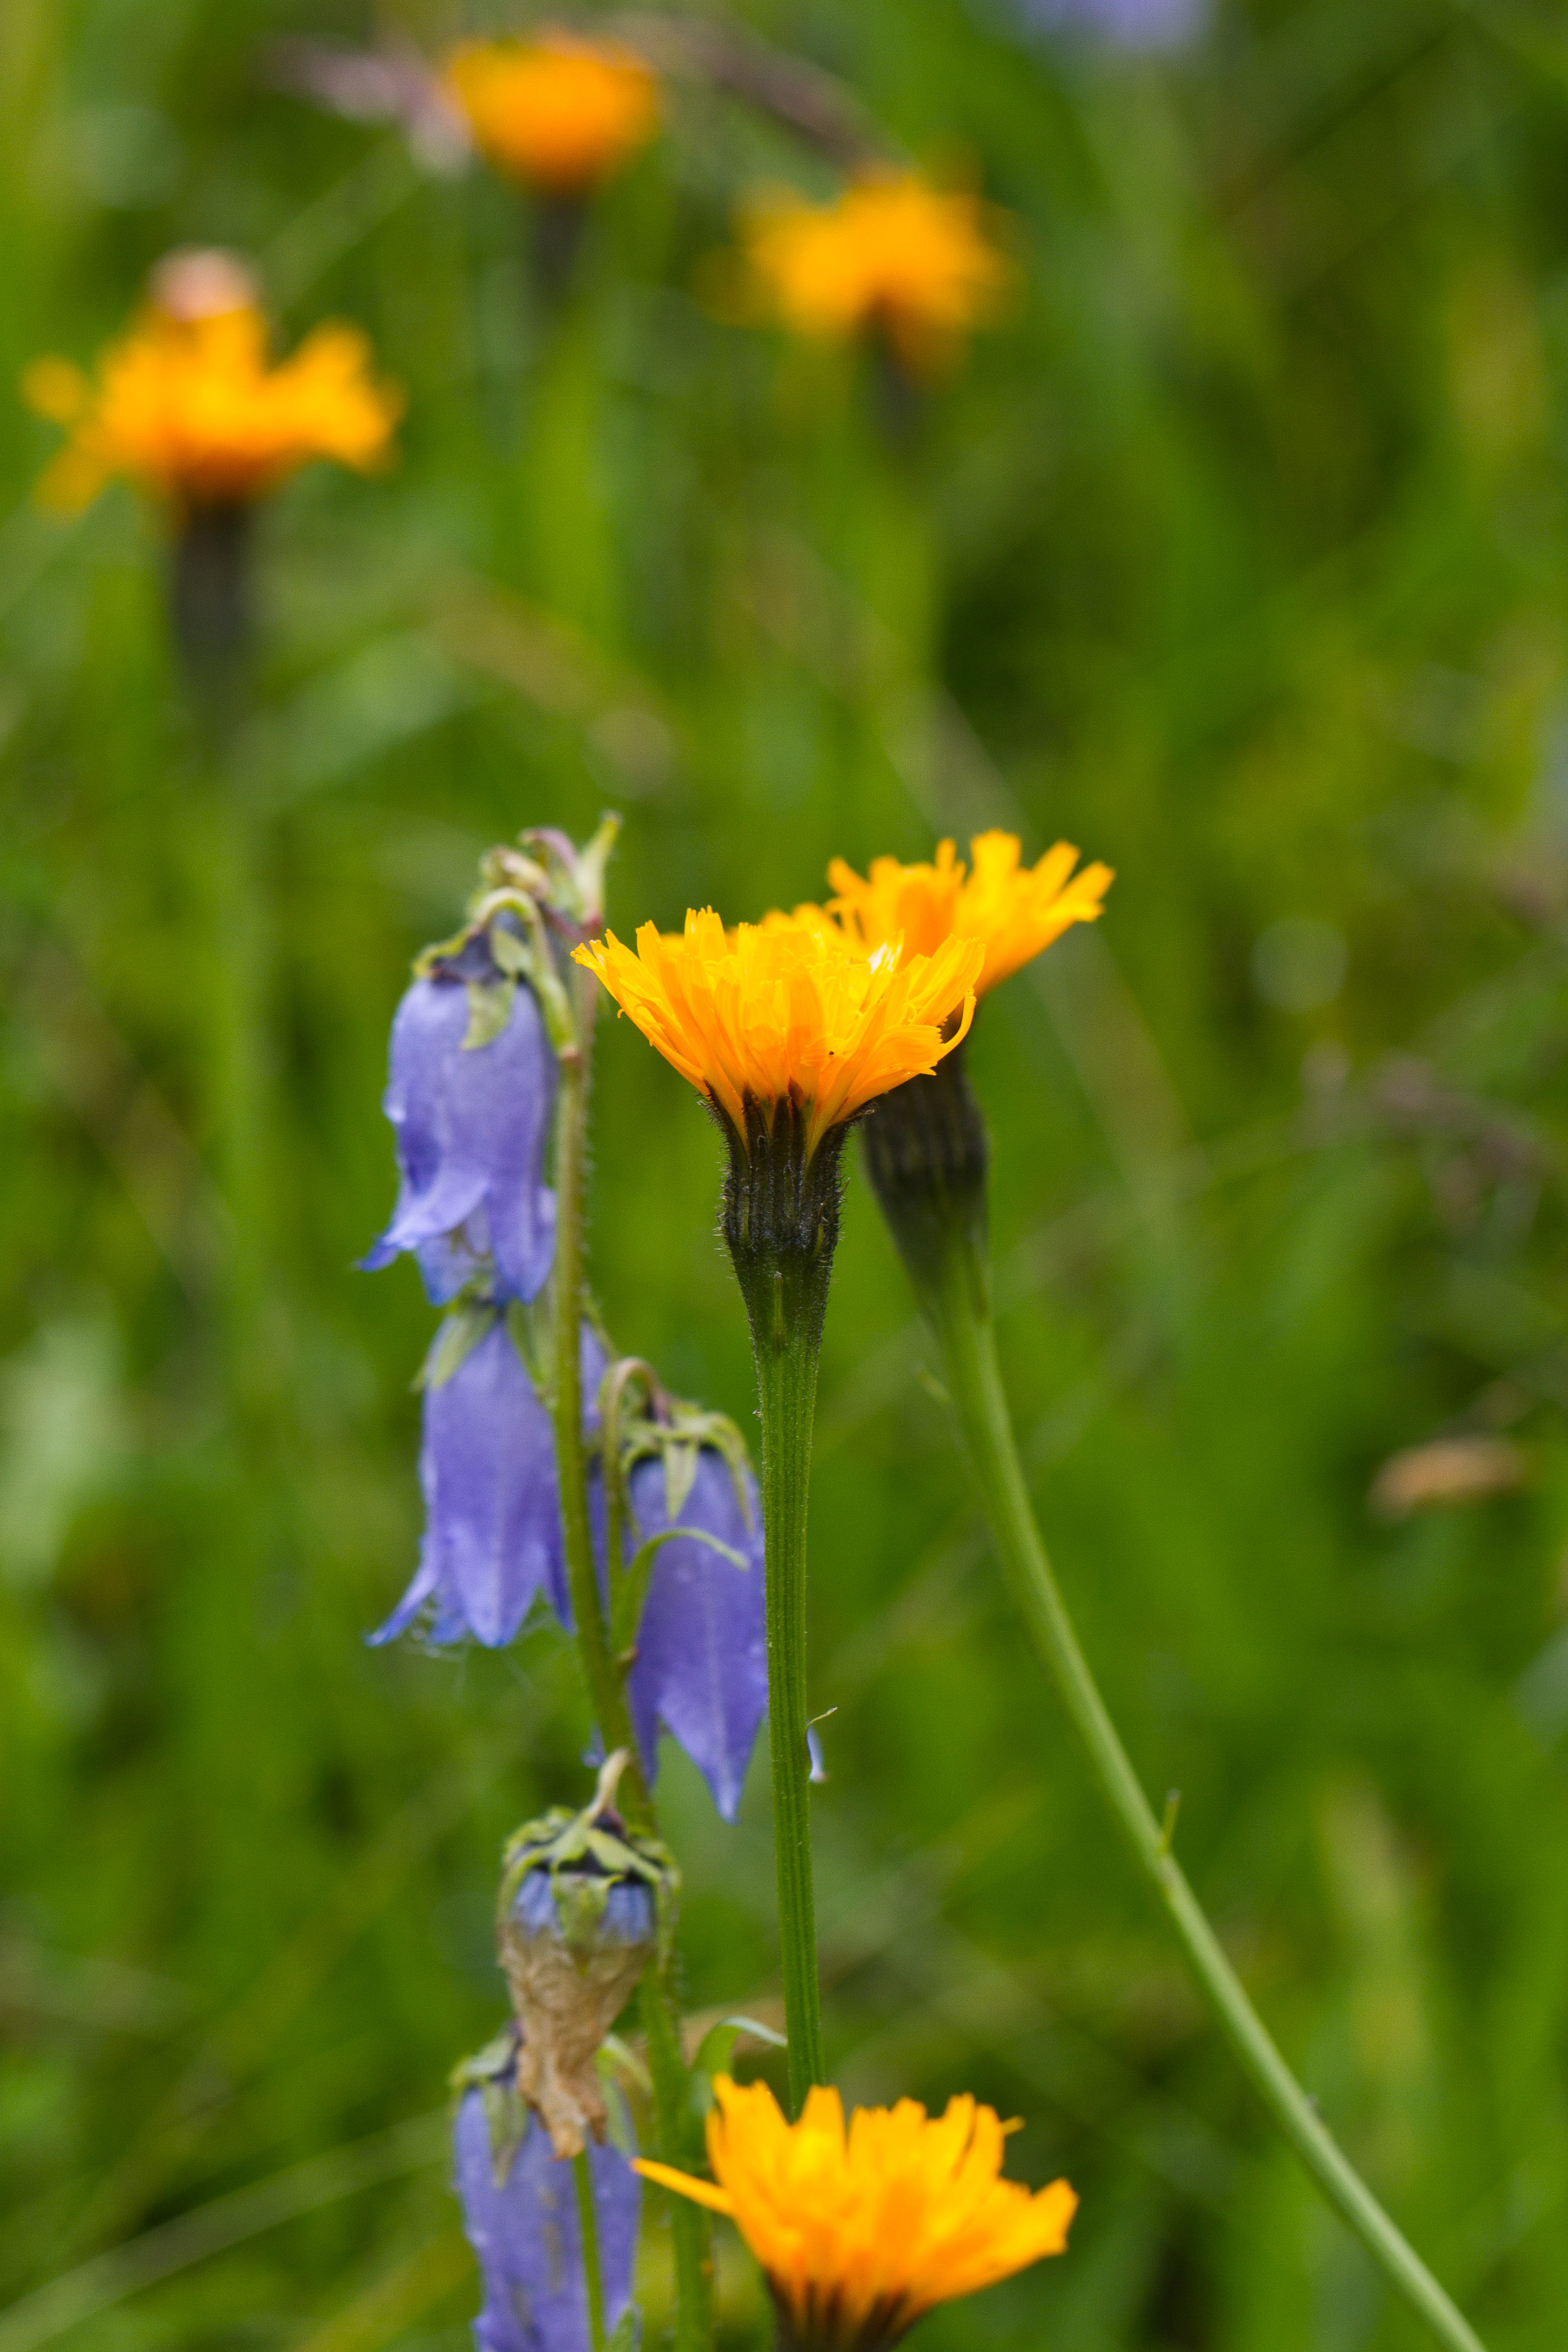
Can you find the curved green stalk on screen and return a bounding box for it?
[924,1231,1485,2352]
[547,956,711,2351]
[549,965,646,1813]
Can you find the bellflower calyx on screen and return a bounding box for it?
[596,1366,768,1822]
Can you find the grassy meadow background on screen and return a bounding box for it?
[4,0,1568,2344]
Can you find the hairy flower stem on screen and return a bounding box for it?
[722,1101,843,2114]
[550,966,646,1810]
[642,1972,714,2350]
[549,959,711,2350]
[573,2152,608,2352]
[866,1062,1485,2352]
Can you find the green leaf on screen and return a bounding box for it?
[419,1301,499,1392]
[462,976,514,1048]
[663,1439,699,1523]
[506,1295,552,1393]
[689,2015,788,2114]
[487,920,533,979]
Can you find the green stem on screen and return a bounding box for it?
[548,959,710,2348]
[642,1970,713,2352]
[574,2151,609,2352]
[926,1232,1485,2352]
[722,1106,842,2116]
[752,1311,827,2113]
[550,966,648,1821]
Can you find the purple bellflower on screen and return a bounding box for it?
[595,1444,768,1823]
[363,938,557,1307]
[1014,0,1205,48]
[454,2028,641,2352]
[372,1317,607,1649]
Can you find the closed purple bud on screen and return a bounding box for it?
[363,962,556,1306]
[372,1318,607,1649]
[620,1449,768,1823]
[497,1785,676,2159]
[454,2063,640,2352]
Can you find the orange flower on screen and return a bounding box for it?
[821,831,1113,996]
[23,255,401,513]
[446,32,658,196]
[636,2075,1077,2350]
[572,910,980,1157]
[743,173,1012,373]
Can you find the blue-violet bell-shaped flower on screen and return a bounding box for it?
[1016,0,1204,48]
[363,933,556,1307]
[454,2025,641,2352]
[371,1316,607,1649]
[610,1448,767,1824]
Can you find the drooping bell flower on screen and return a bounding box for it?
[454,2022,641,2352]
[597,1429,767,1823]
[637,2075,1076,2352]
[371,1315,607,1649]
[495,1761,676,2156]
[1016,0,1205,50]
[363,926,558,1308]
[740,173,1012,379]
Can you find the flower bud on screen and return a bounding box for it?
[860,1038,990,1299]
[496,1759,677,2159]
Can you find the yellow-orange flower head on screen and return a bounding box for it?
[743,174,1012,374]
[446,33,659,196]
[822,831,1113,998]
[23,260,402,514]
[572,910,980,1159]
[636,2076,1077,2350]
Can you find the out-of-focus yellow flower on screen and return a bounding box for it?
[23,255,401,513]
[446,32,659,196]
[636,2075,1077,2350]
[820,831,1113,997]
[573,909,980,1156]
[742,172,1012,373]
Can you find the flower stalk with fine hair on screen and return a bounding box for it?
[540,829,716,2352]
[636,2074,1075,2351]
[575,909,980,2113]
[845,838,1488,2352]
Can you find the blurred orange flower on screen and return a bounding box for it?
[636,2074,1077,2349]
[446,32,659,196]
[819,831,1113,997]
[742,172,1012,373]
[573,909,980,1156]
[23,255,402,513]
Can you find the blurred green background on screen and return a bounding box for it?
[4,0,1568,2345]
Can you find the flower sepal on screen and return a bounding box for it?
[596,1358,754,1660]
